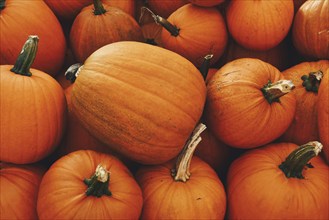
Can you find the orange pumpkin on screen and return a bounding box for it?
[189,0,225,7]
[71,41,206,164]
[227,141,328,219]
[136,124,227,219]
[70,0,144,63]
[147,0,189,18]
[205,58,296,148]
[156,3,228,67]
[292,0,329,59]
[0,0,66,76]
[37,150,143,219]
[226,0,294,51]
[1,163,45,220]
[317,71,329,163]
[0,36,66,164]
[279,60,329,145]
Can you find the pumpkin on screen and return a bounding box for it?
[152,3,227,67]
[227,141,328,219]
[0,163,45,220]
[136,123,227,219]
[0,0,66,76]
[205,58,296,148]
[44,0,135,22]
[189,0,225,7]
[279,60,329,145]
[70,0,144,63]
[317,71,329,163]
[226,0,294,51]
[141,22,163,46]
[292,0,329,59]
[0,36,66,164]
[70,41,206,165]
[147,0,189,18]
[37,150,143,219]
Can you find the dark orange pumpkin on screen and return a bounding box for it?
[1,163,45,220]
[226,0,294,51]
[189,0,225,7]
[292,0,329,59]
[0,36,66,164]
[37,150,143,219]
[0,0,66,76]
[70,0,144,63]
[147,0,189,18]
[279,60,329,145]
[227,141,328,219]
[136,124,227,219]
[71,41,206,164]
[205,58,296,148]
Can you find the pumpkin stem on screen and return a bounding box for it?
[279,141,322,179]
[199,54,214,80]
[261,80,295,104]
[301,70,323,93]
[140,7,180,37]
[10,35,39,77]
[84,164,112,197]
[0,0,5,10]
[65,63,83,83]
[93,0,107,15]
[171,123,207,182]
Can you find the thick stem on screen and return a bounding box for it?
[301,70,323,93]
[140,7,180,37]
[65,63,83,83]
[261,80,295,104]
[279,141,322,179]
[10,35,39,77]
[0,0,5,10]
[84,164,112,197]
[199,54,214,80]
[171,123,207,182]
[93,0,107,15]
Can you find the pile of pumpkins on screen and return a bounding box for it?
[1,0,328,219]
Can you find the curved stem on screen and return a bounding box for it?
[0,0,5,10]
[171,123,207,182]
[199,54,213,80]
[261,80,295,104]
[10,35,39,77]
[65,63,83,83]
[84,164,112,197]
[93,0,107,15]
[279,141,322,179]
[301,70,323,93]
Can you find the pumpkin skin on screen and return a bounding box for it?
[189,0,225,7]
[318,71,329,163]
[147,0,189,18]
[161,3,228,67]
[0,0,66,76]
[279,60,329,145]
[37,150,143,220]
[292,0,329,59]
[70,2,144,63]
[226,0,294,51]
[205,58,296,148]
[0,163,45,220]
[71,41,206,164]
[227,142,329,219]
[136,156,226,219]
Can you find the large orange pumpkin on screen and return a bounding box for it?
[136,123,227,219]
[226,0,294,51]
[227,141,328,219]
[71,41,206,164]
[292,0,329,59]
[37,150,143,219]
[189,0,225,7]
[146,0,189,18]
[317,71,329,163]
[0,0,66,76]
[205,58,296,148]
[279,60,329,145]
[0,36,66,164]
[0,163,45,220]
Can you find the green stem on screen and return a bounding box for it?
[301,70,323,93]
[171,123,206,182]
[10,35,39,77]
[279,141,322,179]
[93,0,107,15]
[199,54,213,80]
[261,80,295,104]
[0,0,5,10]
[84,164,112,197]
